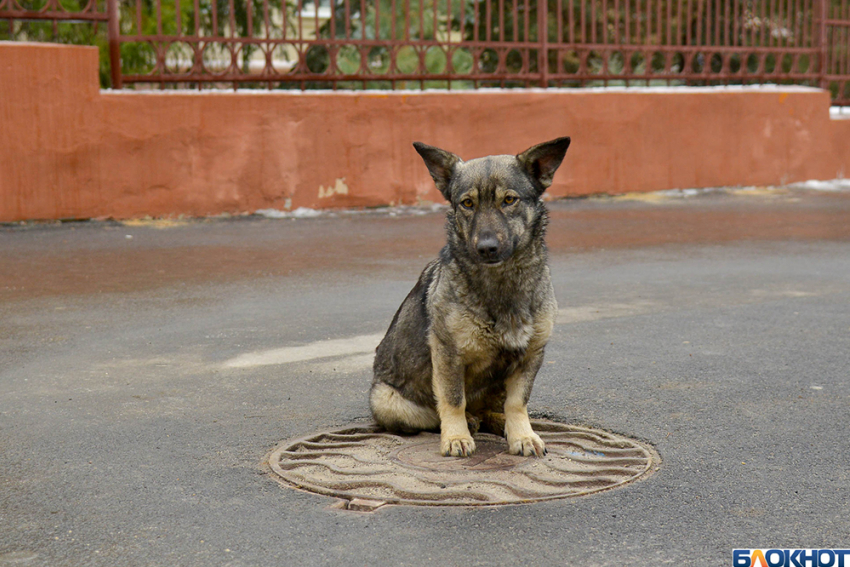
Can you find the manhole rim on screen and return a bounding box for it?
[266,420,661,508]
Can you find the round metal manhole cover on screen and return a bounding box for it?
[268,420,659,510]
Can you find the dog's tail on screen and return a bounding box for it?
[370,382,440,433]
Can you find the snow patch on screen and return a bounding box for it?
[830,106,850,119]
[255,207,323,218]
[787,179,850,192]
[658,188,702,197]
[291,207,323,218]
[255,203,447,219]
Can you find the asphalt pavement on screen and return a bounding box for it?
[1,185,849,566]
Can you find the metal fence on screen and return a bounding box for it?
[2,0,848,102]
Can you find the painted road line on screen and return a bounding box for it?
[223,333,384,369]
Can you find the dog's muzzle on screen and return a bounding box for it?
[475,234,512,264]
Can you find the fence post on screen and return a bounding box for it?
[107,0,122,89]
[539,0,548,87]
[815,0,828,90]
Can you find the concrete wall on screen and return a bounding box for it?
[1,41,849,222]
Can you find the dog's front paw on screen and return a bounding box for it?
[507,432,546,457]
[441,434,476,457]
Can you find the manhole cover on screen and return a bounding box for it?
[268,419,659,510]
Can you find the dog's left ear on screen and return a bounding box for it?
[413,142,462,201]
[516,137,571,192]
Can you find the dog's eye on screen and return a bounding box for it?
[460,198,474,209]
[503,195,518,206]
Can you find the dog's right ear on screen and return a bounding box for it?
[413,142,462,201]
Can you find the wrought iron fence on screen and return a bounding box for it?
[2,0,848,102]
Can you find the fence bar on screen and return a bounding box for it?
[539,0,547,86]
[471,0,477,41]
[175,0,182,37]
[817,0,827,87]
[107,0,122,88]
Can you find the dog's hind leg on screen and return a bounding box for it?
[480,411,506,437]
[466,392,505,436]
[467,389,506,436]
[465,412,481,436]
[370,382,440,433]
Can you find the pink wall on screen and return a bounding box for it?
[1,41,848,222]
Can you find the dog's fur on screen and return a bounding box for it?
[370,137,571,457]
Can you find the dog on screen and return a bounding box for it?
[370,137,571,458]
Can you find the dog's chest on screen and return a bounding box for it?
[447,307,537,363]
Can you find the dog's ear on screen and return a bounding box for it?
[516,137,571,192]
[413,142,462,200]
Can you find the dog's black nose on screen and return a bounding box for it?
[477,236,501,262]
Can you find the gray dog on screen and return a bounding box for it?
[370,137,571,457]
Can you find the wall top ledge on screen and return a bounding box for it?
[0,40,97,50]
[101,84,826,97]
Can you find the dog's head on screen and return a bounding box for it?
[413,137,571,265]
